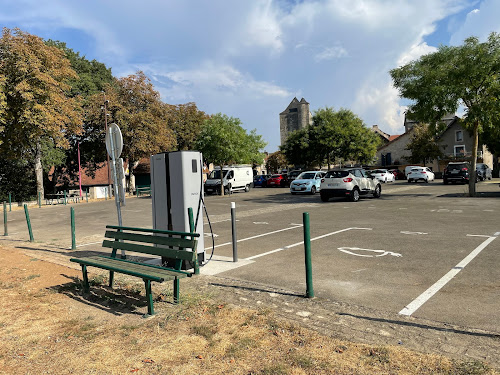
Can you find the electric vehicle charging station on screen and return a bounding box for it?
[150,151,205,267]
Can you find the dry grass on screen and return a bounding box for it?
[0,250,497,374]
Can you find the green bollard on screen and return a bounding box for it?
[8,192,12,212]
[303,212,314,298]
[71,207,76,250]
[3,201,7,236]
[24,204,34,242]
[86,189,89,203]
[38,192,42,208]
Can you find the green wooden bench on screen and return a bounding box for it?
[136,185,151,197]
[70,208,200,316]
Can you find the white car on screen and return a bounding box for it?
[369,169,395,183]
[290,171,325,195]
[407,167,435,183]
[320,168,382,202]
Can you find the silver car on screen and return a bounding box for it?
[320,168,382,202]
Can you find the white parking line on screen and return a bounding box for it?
[399,235,496,316]
[245,227,372,261]
[204,224,303,251]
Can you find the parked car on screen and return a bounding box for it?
[476,163,492,181]
[407,167,435,183]
[389,169,406,180]
[443,162,475,184]
[405,165,420,178]
[320,168,381,202]
[266,174,287,187]
[253,174,270,187]
[290,171,325,195]
[286,170,302,186]
[369,169,395,183]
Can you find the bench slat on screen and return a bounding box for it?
[102,240,197,261]
[98,255,192,277]
[104,230,196,249]
[70,256,189,282]
[106,225,200,238]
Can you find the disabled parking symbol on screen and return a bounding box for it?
[338,247,402,258]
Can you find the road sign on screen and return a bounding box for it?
[105,123,123,159]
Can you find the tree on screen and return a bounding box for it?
[390,32,500,196]
[405,124,443,165]
[195,113,266,195]
[280,128,317,168]
[0,28,82,198]
[168,102,208,150]
[266,151,287,173]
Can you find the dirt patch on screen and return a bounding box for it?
[0,243,498,374]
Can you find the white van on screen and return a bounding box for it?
[204,165,253,195]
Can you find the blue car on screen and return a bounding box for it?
[289,171,325,195]
[253,174,270,187]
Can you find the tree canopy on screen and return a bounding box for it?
[266,151,287,173]
[390,32,500,196]
[0,28,83,197]
[281,107,379,169]
[405,124,443,165]
[195,113,266,195]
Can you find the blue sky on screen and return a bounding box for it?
[1,0,499,152]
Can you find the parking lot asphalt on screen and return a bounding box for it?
[2,179,500,336]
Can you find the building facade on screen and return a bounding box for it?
[279,97,312,145]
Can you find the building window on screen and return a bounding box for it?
[454,145,465,156]
[456,130,463,142]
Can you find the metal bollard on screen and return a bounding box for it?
[86,189,89,203]
[71,207,76,250]
[3,201,7,236]
[38,192,42,208]
[231,202,238,262]
[64,191,67,205]
[24,204,34,242]
[303,212,314,298]
[8,192,12,212]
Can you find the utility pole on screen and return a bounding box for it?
[102,92,112,199]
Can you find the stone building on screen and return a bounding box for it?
[279,97,312,145]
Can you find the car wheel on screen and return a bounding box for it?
[350,187,360,202]
[443,179,448,185]
[291,192,297,195]
[320,193,329,202]
[224,184,231,195]
[373,184,381,198]
[310,186,316,195]
[407,179,412,183]
[245,184,250,192]
[425,178,429,183]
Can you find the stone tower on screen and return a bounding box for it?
[280,97,312,145]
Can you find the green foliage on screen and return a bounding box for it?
[0,158,36,201]
[168,102,209,150]
[281,107,379,168]
[390,32,500,195]
[266,151,288,173]
[195,113,266,166]
[45,40,115,98]
[405,124,443,165]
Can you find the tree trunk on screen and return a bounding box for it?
[128,160,140,193]
[219,164,224,196]
[468,121,479,197]
[35,141,44,199]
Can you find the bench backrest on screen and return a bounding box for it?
[102,208,200,274]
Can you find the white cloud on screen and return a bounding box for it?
[397,42,437,66]
[314,45,348,62]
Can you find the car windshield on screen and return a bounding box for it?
[325,170,349,178]
[372,170,385,174]
[411,168,423,172]
[298,172,316,179]
[208,170,228,179]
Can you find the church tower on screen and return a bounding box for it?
[279,97,311,145]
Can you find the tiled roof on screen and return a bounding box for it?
[388,135,401,141]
